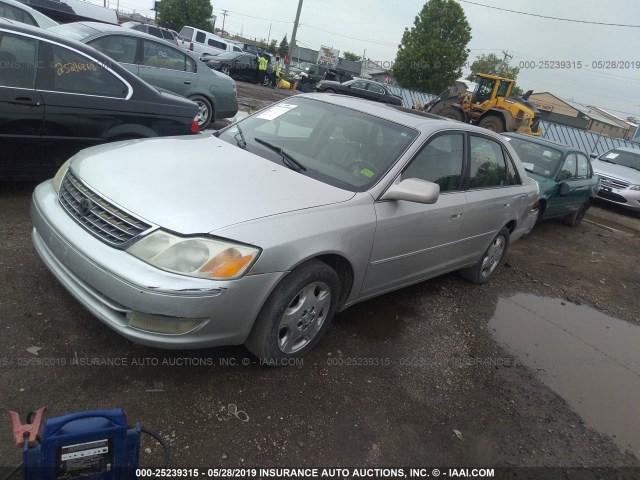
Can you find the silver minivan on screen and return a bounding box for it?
[177,26,242,57]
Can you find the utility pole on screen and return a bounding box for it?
[266,23,272,47]
[221,9,228,35]
[285,0,303,78]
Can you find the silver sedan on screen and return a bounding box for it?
[31,94,538,363]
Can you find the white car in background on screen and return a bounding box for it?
[591,147,640,211]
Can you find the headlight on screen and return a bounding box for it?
[127,230,260,280]
[52,158,72,193]
[629,184,640,191]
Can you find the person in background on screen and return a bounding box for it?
[257,54,268,86]
[273,54,281,89]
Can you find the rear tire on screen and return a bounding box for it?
[189,95,214,130]
[438,107,464,122]
[460,227,510,284]
[563,199,590,227]
[324,89,336,93]
[245,260,340,364]
[478,115,506,133]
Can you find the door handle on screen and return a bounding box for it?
[14,97,40,106]
[184,81,192,84]
[450,212,463,219]
[503,202,510,208]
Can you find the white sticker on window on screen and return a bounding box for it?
[543,150,553,157]
[522,162,535,170]
[257,103,297,120]
[605,152,619,159]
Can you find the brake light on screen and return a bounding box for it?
[190,42,194,51]
[191,117,199,133]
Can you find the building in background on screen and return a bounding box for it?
[530,92,630,139]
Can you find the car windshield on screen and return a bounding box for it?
[598,149,640,171]
[218,97,419,192]
[504,136,563,178]
[48,23,100,41]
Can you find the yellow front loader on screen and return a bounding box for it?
[425,74,542,136]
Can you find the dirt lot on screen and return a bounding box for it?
[1,83,639,477]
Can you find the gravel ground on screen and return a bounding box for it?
[1,84,639,477]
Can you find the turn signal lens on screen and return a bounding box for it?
[191,118,199,133]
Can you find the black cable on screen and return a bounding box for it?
[141,428,170,468]
[0,462,22,480]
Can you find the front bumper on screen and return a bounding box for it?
[595,187,640,211]
[31,181,285,349]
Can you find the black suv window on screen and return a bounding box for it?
[0,32,38,88]
[52,45,127,98]
[403,133,464,192]
[469,136,509,188]
[195,31,206,43]
[146,26,163,39]
[161,30,175,40]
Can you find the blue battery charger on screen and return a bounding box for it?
[22,409,140,480]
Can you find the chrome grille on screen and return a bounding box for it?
[598,174,629,190]
[59,171,152,248]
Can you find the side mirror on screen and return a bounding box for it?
[558,182,570,197]
[381,178,440,204]
[589,153,598,159]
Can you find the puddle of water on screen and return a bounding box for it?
[489,294,640,457]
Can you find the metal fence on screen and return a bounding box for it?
[385,85,437,109]
[539,120,639,155]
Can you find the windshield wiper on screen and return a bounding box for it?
[233,124,247,149]
[254,137,307,172]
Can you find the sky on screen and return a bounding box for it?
[99,0,640,120]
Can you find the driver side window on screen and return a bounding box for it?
[402,133,464,192]
[559,153,577,181]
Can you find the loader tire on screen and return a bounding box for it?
[438,107,464,122]
[478,115,506,133]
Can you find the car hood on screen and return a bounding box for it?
[592,159,640,183]
[70,135,356,234]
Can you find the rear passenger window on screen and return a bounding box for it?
[161,30,174,40]
[0,33,38,89]
[402,133,464,192]
[51,45,127,98]
[89,35,137,64]
[142,40,188,71]
[469,136,509,188]
[195,31,206,43]
[207,39,226,50]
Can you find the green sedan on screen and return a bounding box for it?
[49,22,238,129]
[503,133,599,227]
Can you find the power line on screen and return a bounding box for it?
[457,0,640,28]
[214,9,293,23]
[299,24,398,47]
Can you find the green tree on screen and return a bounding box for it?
[267,39,278,54]
[466,53,524,95]
[157,0,213,32]
[343,51,361,62]
[392,0,471,93]
[278,35,289,56]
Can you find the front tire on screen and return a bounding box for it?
[478,115,506,133]
[245,260,340,364]
[189,95,214,130]
[323,88,335,94]
[460,227,510,284]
